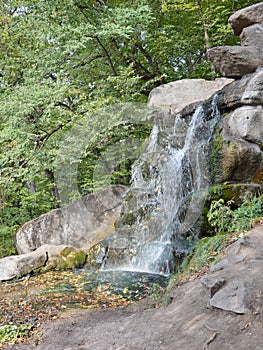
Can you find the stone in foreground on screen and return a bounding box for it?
[0,244,86,282]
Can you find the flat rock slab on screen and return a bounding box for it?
[210,280,246,314]
[147,78,233,113]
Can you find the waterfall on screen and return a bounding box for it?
[101,97,221,275]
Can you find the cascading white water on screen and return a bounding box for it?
[102,96,221,275]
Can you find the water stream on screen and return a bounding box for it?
[100,97,220,275]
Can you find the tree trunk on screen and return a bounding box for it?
[45,169,61,208]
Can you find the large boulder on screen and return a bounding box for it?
[15,185,127,254]
[217,69,263,110]
[217,73,253,109]
[223,106,263,148]
[241,68,263,105]
[228,2,263,36]
[0,244,86,282]
[220,138,263,183]
[207,46,261,78]
[240,23,263,50]
[148,78,233,113]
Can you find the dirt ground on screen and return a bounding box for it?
[2,225,263,350]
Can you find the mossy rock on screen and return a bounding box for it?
[42,247,87,271]
[84,244,105,270]
[210,125,224,183]
[57,247,87,269]
[207,183,263,206]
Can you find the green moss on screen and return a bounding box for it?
[253,166,263,184]
[187,234,228,269]
[84,244,105,270]
[122,211,137,225]
[165,232,230,294]
[56,248,87,269]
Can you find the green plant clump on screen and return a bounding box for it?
[207,195,263,234]
[166,194,263,295]
[0,324,33,344]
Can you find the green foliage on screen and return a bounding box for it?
[207,198,233,233]
[77,122,151,193]
[207,195,263,233]
[186,234,227,270]
[0,324,33,344]
[0,224,18,258]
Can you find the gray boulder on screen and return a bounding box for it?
[15,185,127,254]
[210,280,246,314]
[242,69,263,105]
[148,78,233,113]
[223,106,263,148]
[0,244,86,282]
[207,46,261,78]
[218,73,254,109]
[228,2,263,36]
[240,23,263,50]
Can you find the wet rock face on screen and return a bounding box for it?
[208,2,263,78]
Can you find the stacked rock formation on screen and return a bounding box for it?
[208,2,263,78]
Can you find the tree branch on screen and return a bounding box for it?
[33,118,72,150]
[95,36,118,76]
[135,43,162,76]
